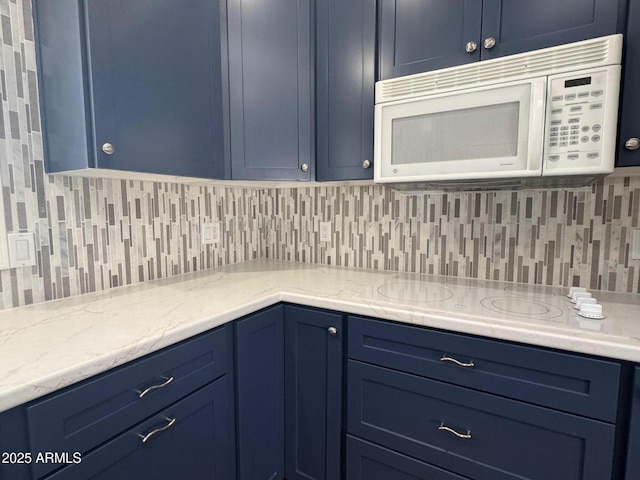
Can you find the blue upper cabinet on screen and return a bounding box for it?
[618,0,640,167]
[481,0,625,60]
[379,0,625,80]
[315,0,376,181]
[227,0,313,181]
[379,0,483,80]
[34,0,229,179]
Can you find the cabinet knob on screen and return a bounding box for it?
[465,41,478,53]
[328,326,338,337]
[301,163,309,172]
[102,143,115,155]
[625,138,640,151]
[483,37,496,49]
[362,159,371,169]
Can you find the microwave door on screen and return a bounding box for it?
[375,79,546,183]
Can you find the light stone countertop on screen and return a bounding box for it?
[1,259,639,413]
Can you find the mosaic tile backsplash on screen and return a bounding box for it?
[263,180,640,294]
[1,0,639,310]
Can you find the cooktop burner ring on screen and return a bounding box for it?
[480,296,564,320]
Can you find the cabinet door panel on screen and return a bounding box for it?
[48,378,236,480]
[228,0,313,180]
[236,306,285,480]
[284,306,343,480]
[481,0,623,60]
[379,0,482,79]
[346,436,470,480]
[87,0,227,178]
[618,0,640,167]
[349,361,615,480]
[625,367,640,479]
[316,0,375,181]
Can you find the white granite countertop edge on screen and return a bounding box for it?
[0,259,638,413]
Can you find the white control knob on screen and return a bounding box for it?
[567,286,587,298]
[574,297,597,310]
[578,303,604,319]
[571,291,592,304]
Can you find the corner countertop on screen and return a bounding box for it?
[1,259,639,413]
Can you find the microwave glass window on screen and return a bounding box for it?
[391,102,520,165]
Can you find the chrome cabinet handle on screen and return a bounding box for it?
[625,138,640,151]
[138,417,176,443]
[362,159,371,169]
[328,326,338,337]
[137,376,174,398]
[439,422,472,440]
[483,37,496,49]
[465,41,477,53]
[301,163,310,172]
[440,356,474,368]
[102,143,115,155]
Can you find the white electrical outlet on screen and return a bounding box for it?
[8,232,36,268]
[319,222,331,242]
[632,229,640,260]
[201,222,221,245]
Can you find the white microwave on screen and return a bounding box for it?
[374,35,623,188]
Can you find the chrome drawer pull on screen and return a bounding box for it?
[138,417,176,443]
[440,356,474,368]
[438,423,472,440]
[137,376,174,398]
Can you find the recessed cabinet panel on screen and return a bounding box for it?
[379,0,623,79]
[228,0,313,180]
[35,0,228,179]
[378,0,482,79]
[236,306,285,480]
[349,361,616,480]
[617,0,640,167]
[316,0,375,181]
[346,436,471,480]
[284,305,343,480]
[481,0,623,60]
[46,379,236,480]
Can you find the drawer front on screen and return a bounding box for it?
[46,375,236,480]
[346,435,470,480]
[348,316,621,422]
[28,325,231,479]
[348,361,615,480]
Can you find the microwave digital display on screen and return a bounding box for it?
[564,77,592,88]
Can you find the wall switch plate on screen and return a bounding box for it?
[8,232,36,268]
[319,222,331,242]
[632,229,640,260]
[201,222,220,245]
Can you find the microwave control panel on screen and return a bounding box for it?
[543,66,620,175]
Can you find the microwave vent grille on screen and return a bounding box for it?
[377,34,622,103]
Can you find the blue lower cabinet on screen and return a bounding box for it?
[235,306,285,480]
[625,366,640,479]
[348,360,616,480]
[0,407,31,480]
[284,305,343,480]
[346,436,470,480]
[47,377,236,480]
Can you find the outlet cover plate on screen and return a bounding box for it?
[8,232,36,268]
[202,223,220,245]
[320,222,331,242]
